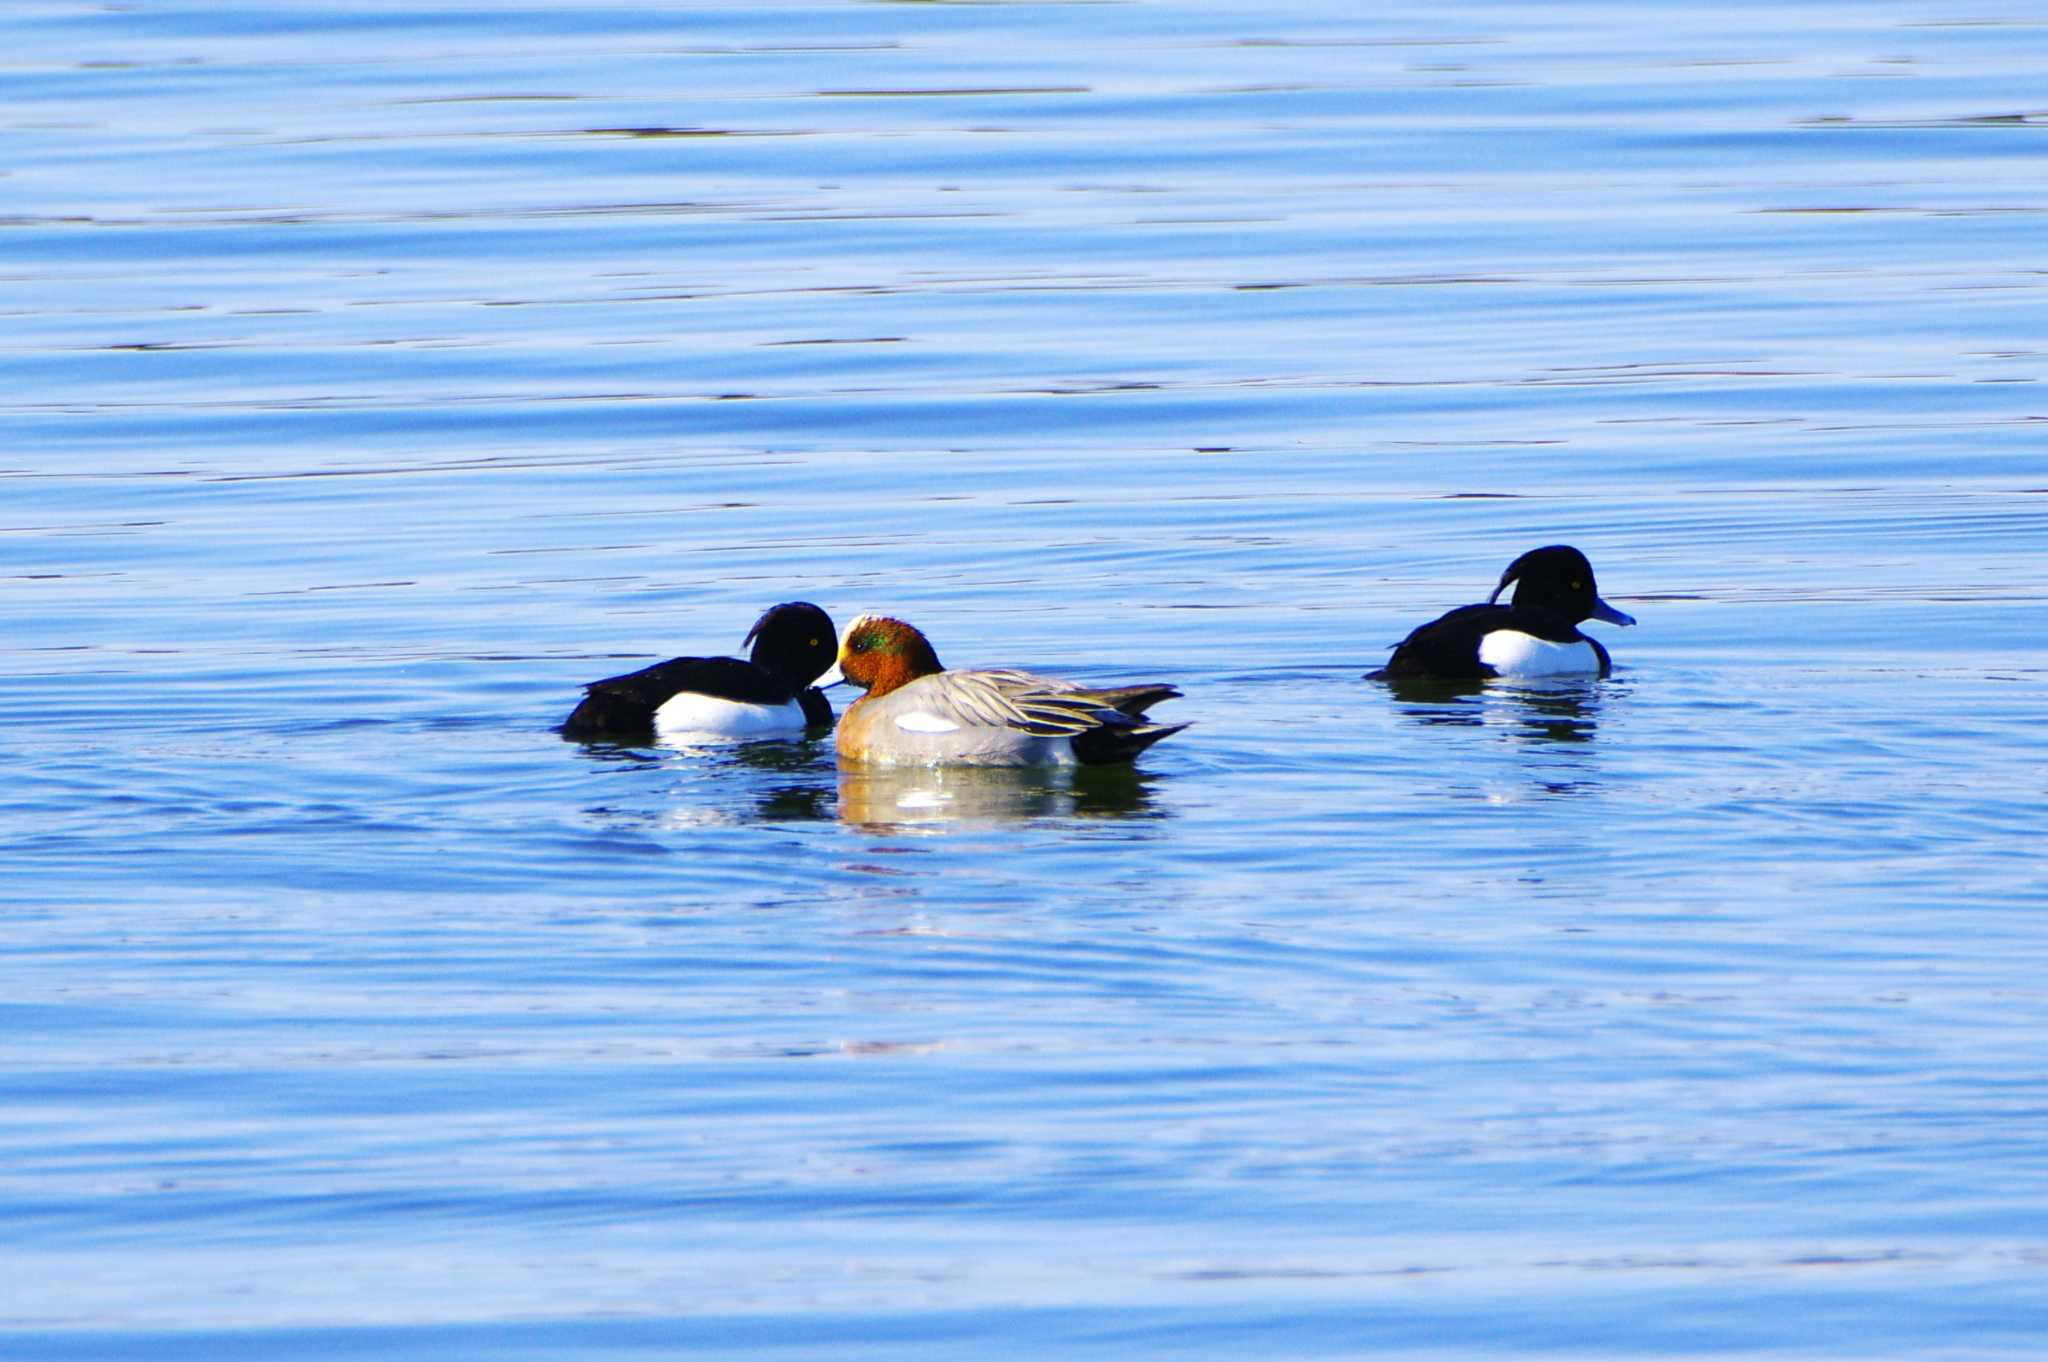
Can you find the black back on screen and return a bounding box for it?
[561,601,837,739]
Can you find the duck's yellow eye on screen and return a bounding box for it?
[1572,580,1583,590]
[809,637,819,647]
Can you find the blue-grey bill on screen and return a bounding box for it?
[1589,596,1636,627]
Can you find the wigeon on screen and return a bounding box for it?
[832,614,1186,767]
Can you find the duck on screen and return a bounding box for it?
[1367,545,1635,681]
[562,601,838,742]
[832,614,1187,767]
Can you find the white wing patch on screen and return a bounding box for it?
[1477,630,1601,677]
[894,710,962,734]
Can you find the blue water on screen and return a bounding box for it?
[6,2,2048,1356]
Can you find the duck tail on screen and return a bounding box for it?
[1072,718,1190,766]
[561,683,652,740]
[1083,683,1182,718]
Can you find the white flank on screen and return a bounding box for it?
[653,693,806,742]
[1477,630,1601,677]
[893,710,962,734]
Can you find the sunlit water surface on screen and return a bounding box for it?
[5,1,2048,1357]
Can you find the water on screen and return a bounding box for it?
[6,1,2048,1356]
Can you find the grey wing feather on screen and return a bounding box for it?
[924,670,1128,737]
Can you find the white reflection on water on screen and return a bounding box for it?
[836,761,1161,829]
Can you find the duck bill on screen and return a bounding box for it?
[814,658,849,689]
[1588,596,1636,627]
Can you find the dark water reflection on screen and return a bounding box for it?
[1382,676,1606,745]
[1377,677,1610,799]
[567,735,837,824]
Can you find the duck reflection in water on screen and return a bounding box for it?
[1386,678,1613,800]
[837,762,1161,830]
[1383,676,1606,746]
[567,735,836,825]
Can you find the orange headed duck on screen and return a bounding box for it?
[832,614,1186,768]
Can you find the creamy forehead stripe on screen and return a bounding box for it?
[836,612,882,657]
